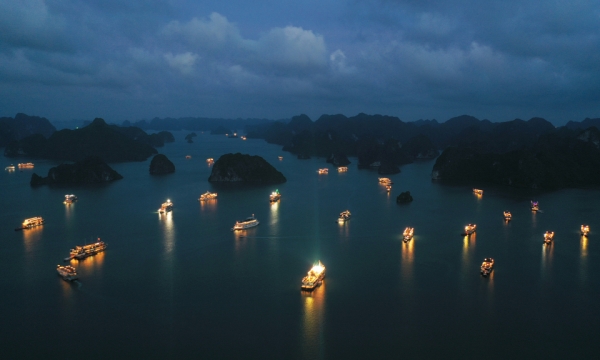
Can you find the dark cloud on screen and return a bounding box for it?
[0,0,598,124]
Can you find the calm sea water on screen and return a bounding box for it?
[1,132,599,359]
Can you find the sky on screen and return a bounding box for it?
[1,0,599,125]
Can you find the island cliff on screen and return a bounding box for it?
[149,154,175,175]
[208,153,286,184]
[5,118,158,162]
[30,156,123,186]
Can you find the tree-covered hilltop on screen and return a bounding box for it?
[4,118,159,162]
[208,153,286,184]
[432,127,600,189]
[0,113,56,147]
[30,156,123,186]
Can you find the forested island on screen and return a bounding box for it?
[3,112,600,190]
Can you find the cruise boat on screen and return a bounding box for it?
[338,210,351,222]
[480,258,494,277]
[581,225,590,236]
[473,188,483,195]
[206,158,214,163]
[57,265,78,281]
[317,168,329,174]
[15,217,44,231]
[231,214,259,231]
[65,239,107,261]
[301,261,326,291]
[199,191,218,201]
[462,224,477,236]
[18,163,34,168]
[337,166,348,172]
[185,155,192,159]
[403,227,414,242]
[5,164,15,171]
[379,177,392,185]
[64,194,78,204]
[278,156,283,161]
[531,201,539,212]
[241,136,247,140]
[543,231,554,244]
[158,199,173,213]
[269,189,281,203]
[503,211,512,221]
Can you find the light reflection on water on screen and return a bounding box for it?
[22,226,43,254]
[541,242,554,280]
[400,239,414,282]
[301,282,326,360]
[580,235,588,284]
[160,211,175,256]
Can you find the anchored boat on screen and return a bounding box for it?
[269,189,281,203]
[15,217,44,231]
[57,265,78,281]
[480,258,494,277]
[199,191,218,201]
[64,194,78,204]
[503,211,512,221]
[317,168,328,174]
[531,201,539,212]
[301,261,326,291]
[462,224,477,236]
[403,227,414,242]
[231,214,259,231]
[581,225,590,236]
[544,231,554,244]
[64,238,107,261]
[338,210,351,222]
[473,188,483,195]
[158,199,173,213]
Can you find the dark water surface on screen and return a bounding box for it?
[2,132,599,359]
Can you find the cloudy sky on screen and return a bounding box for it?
[1,1,599,125]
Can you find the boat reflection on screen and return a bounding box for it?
[301,281,326,359]
[581,236,588,258]
[22,225,43,254]
[160,211,175,256]
[74,250,105,271]
[400,239,414,282]
[269,200,280,233]
[337,218,349,238]
[541,241,554,280]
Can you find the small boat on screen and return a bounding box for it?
[317,168,328,174]
[15,217,44,231]
[462,224,476,236]
[403,227,414,242]
[158,199,173,213]
[269,189,281,203]
[473,188,483,195]
[531,201,539,212]
[65,239,108,261]
[379,177,392,185]
[581,225,590,236]
[64,194,78,204]
[241,136,247,140]
[301,261,326,291]
[337,166,348,172]
[5,164,15,171]
[386,185,392,192]
[57,265,78,281]
[199,191,218,201]
[231,214,259,231]
[185,155,192,159]
[338,210,351,222]
[18,163,35,168]
[543,231,554,244]
[206,158,214,163]
[480,258,494,277]
[503,211,512,221]
[278,156,283,161]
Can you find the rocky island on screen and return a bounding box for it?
[149,154,175,175]
[5,118,158,162]
[30,156,123,187]
[208,153,286,184]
